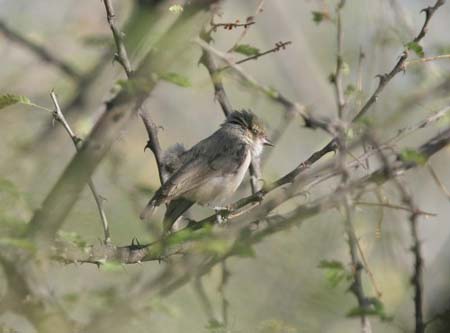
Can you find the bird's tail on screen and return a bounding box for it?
[140,199,158,220]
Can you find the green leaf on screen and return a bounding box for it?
[168,4,183,14]
[318,260,349,288]
[233,242,256,258]
[233,44,260,56]
[347,299,393,321]
[344,84,356,96]
[0,94,31,110]
[312,11,325,24]
[160,72,191,88]
[406,41,425,58]
[195,238,230,255]
[57,230,87,249]
[100,260,123,272]
[399,149,427,166]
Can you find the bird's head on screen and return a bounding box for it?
[224,110,273,148]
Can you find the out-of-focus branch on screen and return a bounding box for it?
[0,20,82,81]
[199,32,233,117]
[404,54,450,67]
[427,163,450,202]
[50,91,111,244]
[332,0,346,119]
[368,135,428,333]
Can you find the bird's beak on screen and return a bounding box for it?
[263,136,274,147]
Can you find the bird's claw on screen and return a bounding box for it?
[214,207,230,225]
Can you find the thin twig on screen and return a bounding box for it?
[227,0,265,52]
[195,38,330,131]
[427,163,450,202]
[355,201,436,217]
[332,0,346,119]
[220,41,292,70]
[404,54,450,67]
[50,91,111,244]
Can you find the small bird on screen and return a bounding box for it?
[140,110,272,232]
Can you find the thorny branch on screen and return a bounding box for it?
[102,0,133,76]
[353,0,446,122]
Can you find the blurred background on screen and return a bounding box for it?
[1,0,450,332]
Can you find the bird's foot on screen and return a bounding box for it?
[214,207,230,225]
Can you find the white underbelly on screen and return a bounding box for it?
[184,151,251,206]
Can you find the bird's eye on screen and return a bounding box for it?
[252,128,258,135]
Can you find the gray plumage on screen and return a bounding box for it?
[140,110,271,232]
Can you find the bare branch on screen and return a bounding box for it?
[50,91,111,244]
[139,109,168,184]
[102,0,133,76]
[0,20,82,81]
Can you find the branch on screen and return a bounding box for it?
[353,0,445,122]
[140,109,168,184]
[50,91,111,244]
[227,0,265,52]
[219,41,292,69]
[0,20,82,81]
[404,54,450,67]
[332,0,346,119]
[195,38,331,131]
[102,0,133,76]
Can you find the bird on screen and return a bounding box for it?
[140,110,272,232]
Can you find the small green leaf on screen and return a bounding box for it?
[399,149,427,165]
[0,94,31,110]
[57,230,87,249]
[344,84,356,96]
[168,4,184,14]
[406,41,425,58]
[341,62,350,75]
[347,299,393,321]
[100,261,123,272]
[233,242,256,258]
[312,11,325,24]
[318,260,349,288]
[160,72,191,88]
[233,44,260,56]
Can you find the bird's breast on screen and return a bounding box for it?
[184,150,251,206]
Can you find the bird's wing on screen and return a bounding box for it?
[158,132,249,202]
